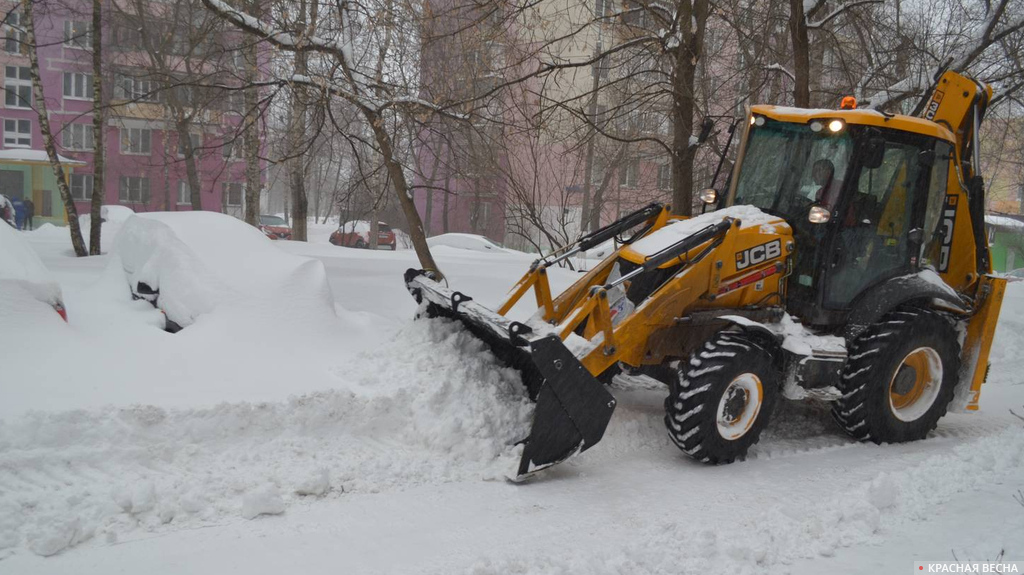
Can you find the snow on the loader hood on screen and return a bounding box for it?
[113,212,335,327]
[628,205,785,256]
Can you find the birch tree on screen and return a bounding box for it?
[22,0,87,257]
[89,0,105,254]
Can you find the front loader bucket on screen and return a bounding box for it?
[404,269,616,480]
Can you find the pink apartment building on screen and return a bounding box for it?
[0,0,257,227]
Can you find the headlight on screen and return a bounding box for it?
[828,119,845,133]
[808,205,831,223]
[699,188,718,204]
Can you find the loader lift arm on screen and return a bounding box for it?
[497,203,672,322]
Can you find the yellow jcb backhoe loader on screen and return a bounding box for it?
[404,70,1006,481]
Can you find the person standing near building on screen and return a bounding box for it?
[11,197,25,230]
[23,198,34,230]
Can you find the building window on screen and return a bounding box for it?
[114,73,160,102]
[4,11,26,55]
[62,123,94,150]
[223,91,245,115]
[70,173,93,201]
[120,127,151,155]
[222,139,243,160]
[177,181,191,205]
[223,182,243,206]
[4,66,32,108]
[63,72,94,100]
[657,163,671,190]
[63,20,92,49]
[173,85,195,107]
[3,118,31,147]
[119,176,150,203]
[113,23,143,50]
[618,159,638,188]
[177,132,200,157]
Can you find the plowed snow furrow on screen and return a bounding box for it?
[0,319,533,557]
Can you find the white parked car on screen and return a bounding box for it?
[427,233,516,253]
[0,220,66,321]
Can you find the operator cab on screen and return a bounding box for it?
[717,106,958,326]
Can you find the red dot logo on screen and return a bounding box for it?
[919,567,924,571]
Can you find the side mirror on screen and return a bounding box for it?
[697,117,714,144]
[699,188,718,204]
[864,136,886,169]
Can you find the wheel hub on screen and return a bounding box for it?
[715,373,764,441]
[891,365,918,396]
[888,347,943,422]
[721,387,748,423]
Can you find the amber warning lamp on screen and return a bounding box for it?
[840,96,857,109]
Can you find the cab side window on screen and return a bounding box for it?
[920,142,952,271]
[825,138,927,308]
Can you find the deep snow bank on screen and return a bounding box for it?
[113,212,336,327]
[0,319,532,557]
[0,222,62,307]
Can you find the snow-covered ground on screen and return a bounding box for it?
[1,221,1022,573]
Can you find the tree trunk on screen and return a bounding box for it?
[579,53,603,234]
[671,54,697,216]
[242,1,262,226]
[176,115,203,211]
[287,0,310,241]
[590,144,627,230]
[670,0,708,217]
[23,0,87,257]
[89,0,104,255]
[366,108,442,276]
[789,0,811,107]
[442,172,450,233]
[369,206,379,249]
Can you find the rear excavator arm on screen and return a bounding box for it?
[916,70,1005,411]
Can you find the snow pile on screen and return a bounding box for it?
[984,214,1024,230]
[101,205,136,223]
[112,212,336,327]
[628,206,787,256]
[773,313,847,356]
[0,318,533,556]
[0,221,63,307]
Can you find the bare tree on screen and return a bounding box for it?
[89,0,104,254]
[22,0,87,256]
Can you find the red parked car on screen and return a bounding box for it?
[259,215,293,240]
[330,221,397,250]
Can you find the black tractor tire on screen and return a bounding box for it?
[664,331,780,464]
[831,308,960,443]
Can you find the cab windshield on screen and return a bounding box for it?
[732,118,854,221]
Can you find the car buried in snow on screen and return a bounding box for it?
[0,220,67,322]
